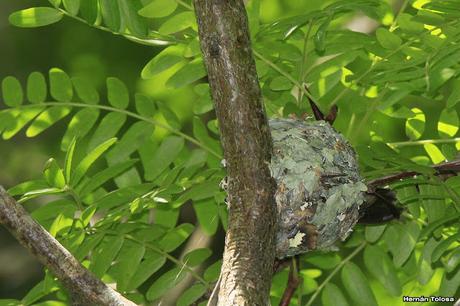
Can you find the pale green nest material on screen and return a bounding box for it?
[269,118,367,258]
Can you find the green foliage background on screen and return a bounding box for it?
[1,0,460,305]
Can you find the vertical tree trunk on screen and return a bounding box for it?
[194,1,277,304]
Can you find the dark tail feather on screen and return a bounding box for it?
[358,188,402,224]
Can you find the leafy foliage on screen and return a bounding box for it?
[2,0,460,305]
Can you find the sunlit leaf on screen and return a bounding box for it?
[49,68,73,102]
[9,7,63,28]
[438,108,459,138]
[27,72,47,104]
[107,77,129,109]
[26,106,71,137]
[138,0,177,18]
[158,12,196,35]
[2,76,23,107]
[405,107,425,140]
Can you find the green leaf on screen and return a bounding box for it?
[64,137,77,182]
[183,248,212,267]
[438,108,459,138]
[135,94,156,116]
[2,107,44,140]
[71,138,117,185]
[158,12,195,35]
[376,28,402,49]
[49,213,73,236]
[88,112,126,151]
[2,76,23,107]
[43,158,66,188]
[49,68,73,102]
[110,240,145,292]
[341,262,377,306]
[246,0,260,39]
[118,0,148,37]
[107,121,152,163]
[175,179,221,207]
[377,89,411,110]
[26,106,71,137]
[106,77,129,109]
[146,267,187,301]
[424,143,445,164]
[138,0,178,18]
[439,269,460,296]
[63,0,81,15]
[127,251,166,291]
[432,233,460,262]
[447,79,460,108]
[157,101,181,129]
[8,180,49,196]
[364,245,401,296]
[72,77,99,104]
[95,183,154,210]
[27,72,47,104]
[204,260,221,282]
[270,76,292,91]
[100,0,121,31]
[2,76,24,107]
[364,225,386,243]
[49,0,62,7]
[315,17,331,53]
[154,206,179,228]
[61,108,100,150]
[159,223,194,252]
[193,199,219,235]
[445,248,460,273]
[142,46,184,79]
[321,283,349,306]
[405,107,425,140]
[145,136,184,180]
[31,199,74,224]
[386,222,420,267]
[78,159,137,196]
[90,235,124,278]
[166,58,207,88]
[417,238,438,285]
[9,7,63,28]
[177,283,207,306]
[79,0,98,24]
[398,13,424,34]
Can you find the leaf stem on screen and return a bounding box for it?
[12,102,222,158]
[176,0,193,10]
[57,8,179,45]
[388,137,460,147]
[305,242,366,306]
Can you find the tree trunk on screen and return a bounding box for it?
[194,1,277,305]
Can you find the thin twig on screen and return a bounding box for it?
[305,242,366,306]
[279,257,301,306]
[366,159,460,188]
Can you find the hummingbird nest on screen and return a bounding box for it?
[269,118,367,258]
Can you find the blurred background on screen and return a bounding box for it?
[0,0,402,300]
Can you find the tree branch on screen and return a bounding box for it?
[0,186,136,306]
[194,0,278,304]
[367,159,460,188]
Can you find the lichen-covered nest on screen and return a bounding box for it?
[269,118,367,258]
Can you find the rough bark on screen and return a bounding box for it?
[194,0,278,305]
[0,186,136,306]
